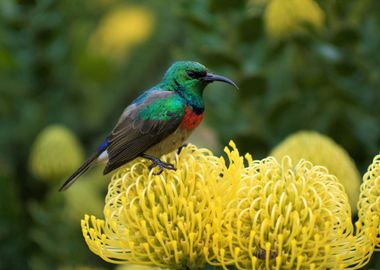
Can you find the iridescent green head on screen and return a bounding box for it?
[161,61,238,94]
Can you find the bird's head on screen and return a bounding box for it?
[161,61,238,94]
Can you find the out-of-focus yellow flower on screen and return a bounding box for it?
[63,170,104,223]
[271,131,361,213]
[81,142,379,269]
[89,6,154,59]
[29,125,84,183]
[265,0,324,39]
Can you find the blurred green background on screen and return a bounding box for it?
[0,0,379,269]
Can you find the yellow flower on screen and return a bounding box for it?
[81,142,379,269]
[63,169,105,223]
[89,6,154,59]
[81,143,241,268]
[29,125,84,183]
[208,155,378,269]
[271,131,361,213]
[358,153,380,248]
[265,0,324,39]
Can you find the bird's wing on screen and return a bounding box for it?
[103,90,185,174]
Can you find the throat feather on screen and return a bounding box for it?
[180,107,204,130]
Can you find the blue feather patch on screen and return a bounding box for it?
[97,139,109,152]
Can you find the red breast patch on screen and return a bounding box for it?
[180,107,204,130]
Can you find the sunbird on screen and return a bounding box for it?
[59,61,237,191]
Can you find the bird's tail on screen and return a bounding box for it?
[59,152,101,192]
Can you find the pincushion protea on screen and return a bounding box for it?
[29,125,84,183]
[81,142,379,269]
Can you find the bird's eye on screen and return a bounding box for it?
[187,70,207,79]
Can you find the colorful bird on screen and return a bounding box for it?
[59,61,237,191]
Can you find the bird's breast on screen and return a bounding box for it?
[145,127,193,157]
[180,107,204,130]
[145,107,204,157]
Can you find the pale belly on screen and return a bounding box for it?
[96,127,195,164]
[145,127,193,157]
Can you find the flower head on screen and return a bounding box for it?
[264,0,324,39]
[271,131,361,213]
[358,154,380,248]
[208,155,378,269]
[29,125,84,183]
[89,6,154,59]
[82,142,379,269]
[81,144,232,268]
[63,170,104,222]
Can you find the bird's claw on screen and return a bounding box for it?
[148,160,176,175]
[142,153,176,175]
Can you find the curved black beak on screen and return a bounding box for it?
[201,72,238,89]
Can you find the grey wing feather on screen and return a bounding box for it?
[103,91,184,174]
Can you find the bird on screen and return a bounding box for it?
[59,61,237,191]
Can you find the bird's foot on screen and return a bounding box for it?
[141,154,176,175]
[149,162,176,175]
[177,143,189,155]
